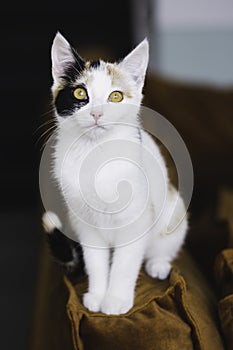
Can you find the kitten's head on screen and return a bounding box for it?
[51,32,149,136]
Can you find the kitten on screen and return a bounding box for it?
[42,32,188,315]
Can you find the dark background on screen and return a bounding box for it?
[0,2,132,349]
[1,2,132,211]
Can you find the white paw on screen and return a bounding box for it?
[145,259,171,280]
[101,294,133,315]
[83,292,103,312]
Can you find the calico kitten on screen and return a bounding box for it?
[42,32,188,315]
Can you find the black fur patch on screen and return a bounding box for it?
[90,60,100,69]
[55,84,89,117]
[62,47,86,83]
[47,228,74,262]
[46,227,85,278]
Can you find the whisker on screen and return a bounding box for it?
[39,107,55,119]
[36,124,57,148]
[34,118,56,132]
[33,119,56,135]
[40,127,59,152]
[71,62,81,74]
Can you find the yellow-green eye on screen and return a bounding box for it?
[73,87,87,100]
[109,91,123,103]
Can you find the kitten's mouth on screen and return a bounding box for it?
[94,123,106,130]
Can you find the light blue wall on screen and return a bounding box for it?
[131,0,233,86]
[149,28,233,86]
[150,29,233,86]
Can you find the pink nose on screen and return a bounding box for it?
[91,111,103,122]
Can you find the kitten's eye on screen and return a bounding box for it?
[109,91,123,103]
[73,87,87,100]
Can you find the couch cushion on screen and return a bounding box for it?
[65,249,224,350]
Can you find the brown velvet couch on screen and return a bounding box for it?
[31,74,233,350]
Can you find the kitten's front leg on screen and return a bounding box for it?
[82,246,109,312]
[101,240,145,315]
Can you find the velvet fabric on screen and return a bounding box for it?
[65,249,224,350]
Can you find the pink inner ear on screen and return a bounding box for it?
[51,32,74,77]
[119,39,149,88]
[54,59,73,75]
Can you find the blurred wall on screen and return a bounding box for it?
[132,0,233,86]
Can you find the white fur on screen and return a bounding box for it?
[42,211,62,233]
[49,33,188,315]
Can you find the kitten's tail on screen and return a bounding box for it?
[42,211,84,277]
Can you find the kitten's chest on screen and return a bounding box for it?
[54,134,143,208]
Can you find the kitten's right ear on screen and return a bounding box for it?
[51,32,73,81]
[51,32,84,84]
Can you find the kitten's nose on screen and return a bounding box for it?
[90,111,103,122]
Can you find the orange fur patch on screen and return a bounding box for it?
[85,61,91,70]
[107,64,132,98]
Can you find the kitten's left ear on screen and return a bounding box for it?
[119,39,149,90]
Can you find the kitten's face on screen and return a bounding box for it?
[51,33,149,136]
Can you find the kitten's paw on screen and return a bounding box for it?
[101,294,133,315]
[145,259,171,280]
[83,292,103,313]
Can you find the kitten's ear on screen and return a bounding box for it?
[119,39,149,90]
[51,32,84,84]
